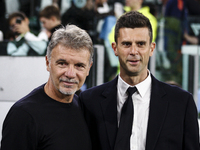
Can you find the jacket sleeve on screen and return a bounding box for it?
[183,94,200,150]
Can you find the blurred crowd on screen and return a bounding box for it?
[0,0,200,85]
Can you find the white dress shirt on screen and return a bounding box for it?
[117,71,152,150]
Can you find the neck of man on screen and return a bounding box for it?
[120,70,149,86]
[44,81,74,103]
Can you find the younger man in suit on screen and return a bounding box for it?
[79,11,199,150]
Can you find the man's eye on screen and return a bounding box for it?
[59,62,65,65]
[122,42,131,46]
[58,62,67,66]
[76,64,84,68]
[75,64,86,70]
[137,42,145,46]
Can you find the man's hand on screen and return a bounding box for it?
[15,18,30,35]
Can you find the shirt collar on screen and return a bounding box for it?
[136,71,151,98]
[118,70,152,98]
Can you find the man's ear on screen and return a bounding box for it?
[87,61,93,76]
[149,42,156,57]
[45,55,50,72]
[112,42,118,56]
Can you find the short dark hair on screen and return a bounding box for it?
[39,5,61,20]
[8,12,26,25]
[115,11,153,43]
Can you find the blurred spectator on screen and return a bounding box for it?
[163,0,188,84]
[17,0,42,35]
[4,0,41,36]
[96,0,110,14]
[164,0,187,50]
[7,12,48,56]
[51,0,72,16]
[39,5,62,41]
[61,0,94,34]
[185,0,200,16]
[184,0,200,45]
[61,0,114,44]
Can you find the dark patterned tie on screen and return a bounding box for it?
[114,87,137,150]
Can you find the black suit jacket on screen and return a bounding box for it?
[79,75,199,150]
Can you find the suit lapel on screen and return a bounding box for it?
[145,75,169,150]
[100,77,118,149]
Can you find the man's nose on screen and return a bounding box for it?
[64,65,76,79]
[130,45,138,55]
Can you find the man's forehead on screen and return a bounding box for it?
[51,46,91,62]
[119,27,149,32]
[119,28,149,38]
[119,27,149,38]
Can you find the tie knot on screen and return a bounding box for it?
[127,87,137,96]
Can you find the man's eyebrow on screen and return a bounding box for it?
[136,40,147,44]
[121,41,132,44]
[56,59,66,63]
[135,40,146,42]
[76,62,87,67]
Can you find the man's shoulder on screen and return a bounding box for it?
[12,84,45,109]
[151,77,194,107]
[153,77,192,99]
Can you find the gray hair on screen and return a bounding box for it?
[46,24,94,63]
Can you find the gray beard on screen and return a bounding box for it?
[59,85,77,96]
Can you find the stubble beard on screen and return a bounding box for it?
[58,78,79,96]
[59,85,77,96]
